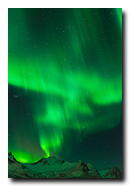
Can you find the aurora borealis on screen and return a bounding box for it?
[8,8,122,170]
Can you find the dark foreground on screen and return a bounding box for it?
[8,152,122,179]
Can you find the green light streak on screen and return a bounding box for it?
[8,56,122,105]
[41,144,50,158]
[116,8,122,31]
[39,130,63,157]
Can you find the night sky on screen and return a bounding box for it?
[8,8,122,171]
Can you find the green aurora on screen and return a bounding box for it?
[8,8,122,169]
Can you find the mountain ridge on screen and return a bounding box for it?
[8,152,122,178]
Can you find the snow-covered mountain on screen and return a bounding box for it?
[8,152,122,178]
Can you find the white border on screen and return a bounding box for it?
[0,0,130,183]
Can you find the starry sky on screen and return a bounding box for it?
[8,8,122,171]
